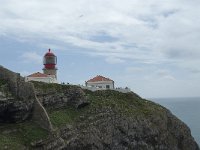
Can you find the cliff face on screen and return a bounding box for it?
[33,81,89,109]
[58,90,199,150]
[33,81,199,150]
[0,66,35,123]
[0,66,199,150]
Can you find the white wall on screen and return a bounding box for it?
[80,85,131,93]
[25,76,58,83]
[86,81,114,89]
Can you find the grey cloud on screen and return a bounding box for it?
[165,49,200,60]
[1,0,200,67]
[87,32,119,43]
[162,9,178,18]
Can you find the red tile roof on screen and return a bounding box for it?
[28,72,48,77]
[87,75,113,82]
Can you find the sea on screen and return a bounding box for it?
[150,97,200,146]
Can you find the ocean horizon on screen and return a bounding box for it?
[150,97,200,146]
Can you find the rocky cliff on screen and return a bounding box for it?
[57,90,200,150]
[33,81,88,109]
[0,66,34,123]
[0,66,199,150]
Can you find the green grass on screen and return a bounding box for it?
[32,81,78,93]
[84,90,165,117]
[48,107,82,127]
[0,121,49,149]
[47,89,166,129]
[0,134,24,150]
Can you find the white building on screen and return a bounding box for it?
[25,72,58,83]
[25,49,58,84]
[85,75,114,90]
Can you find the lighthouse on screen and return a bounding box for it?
[43,49,57,78]
[25,49,58,83]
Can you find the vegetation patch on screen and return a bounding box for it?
[84,90,165,117]
[47,89,166,129]
[48,107,82,127]
[0,121,49,149]
[32,81,78,93]
[0,134,24,150]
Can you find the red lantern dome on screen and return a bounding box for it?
[43,49,57,69]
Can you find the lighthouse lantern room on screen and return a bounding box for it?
[43,49,57,78]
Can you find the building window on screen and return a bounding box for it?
[106,85,110,89]
[98,86,102,88]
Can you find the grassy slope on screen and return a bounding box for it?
[0,121,48,150]
[32,81,78,93]
[46,87,166,128]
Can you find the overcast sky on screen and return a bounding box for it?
[0,0,200,98]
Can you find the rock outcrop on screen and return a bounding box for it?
[0,66,34,123]
[59,90,199,150]
[33,82,89,109]
[0,66,52,131]
[61,107,198,150]
[0,66,199,150]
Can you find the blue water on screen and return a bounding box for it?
[151,97,200,146]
